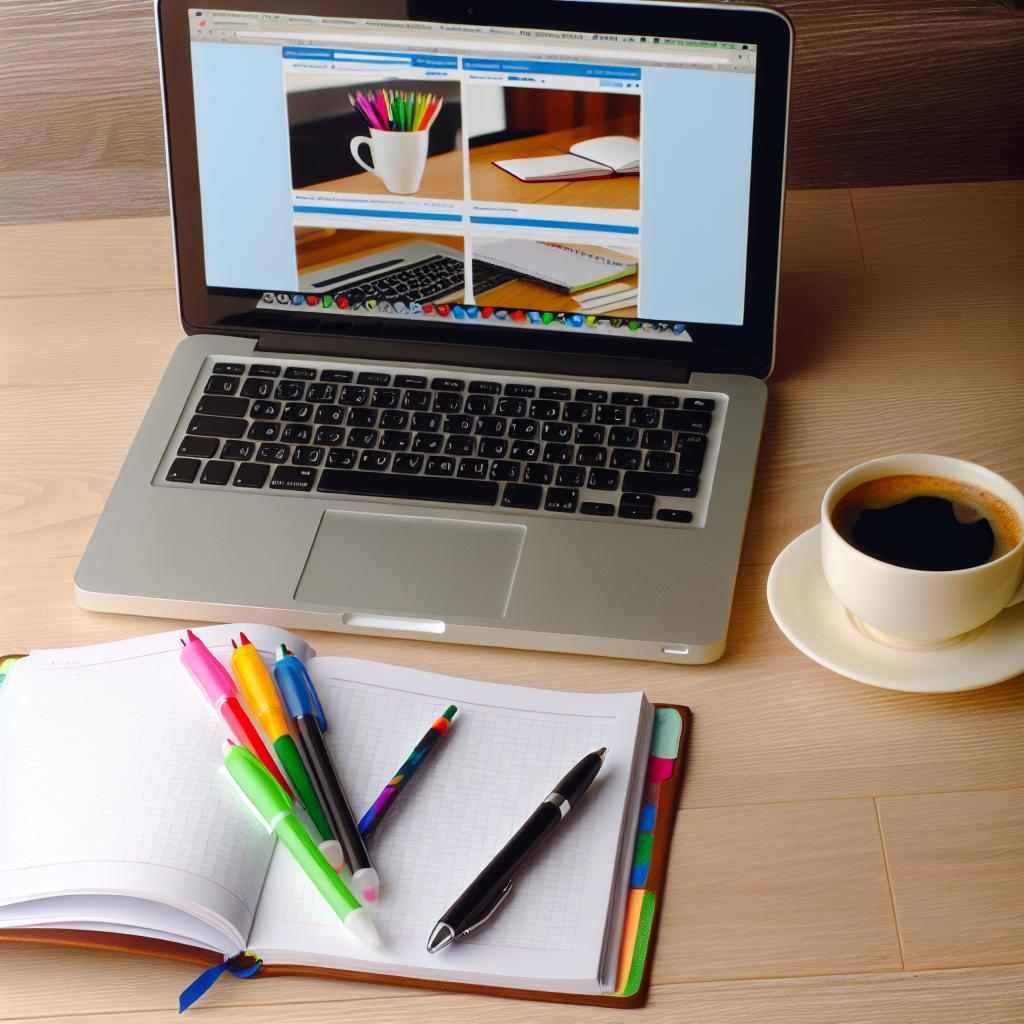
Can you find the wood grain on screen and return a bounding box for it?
[4,1,1022,224]
[877,790,1024,970]
[0,182,1022,1021]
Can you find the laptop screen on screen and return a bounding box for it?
[187,8,758,342]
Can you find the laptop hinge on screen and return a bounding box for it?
[253,330,691,384]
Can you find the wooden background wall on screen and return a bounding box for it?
[1,0,1022,224]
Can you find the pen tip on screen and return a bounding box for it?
[427,922,455,954]
[179,638,186,648]
[230,639,237,649]
[596,747,607,762]
[346,907,381,948]
[186,629,199,643]
[239,631,251,647]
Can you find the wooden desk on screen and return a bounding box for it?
[1,181,1022,1023]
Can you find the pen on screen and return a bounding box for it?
[274,644,381,904]
[223,744,379,948]
[358,705,457,839]
[179,630,293,798]
[230,633,343,870]
[427,747,606,953]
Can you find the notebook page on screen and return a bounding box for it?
[250,657,646,993]
[0,623,310,952]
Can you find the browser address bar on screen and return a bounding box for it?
[234,29,734,66]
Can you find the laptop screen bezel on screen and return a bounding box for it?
[157,0,791,380]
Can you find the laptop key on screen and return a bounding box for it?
[320,369,354,383]
[220,441,254,460]
[445,435,475,456]
[458,458,487,479]
[657,509,694,523]
[314,427,344,446]
[395,374,427,388]
[648,394,680,408]
[282,403,313,423]
[379,410,408,429]
[248,364,281,378]
[412,412,440,432]
[574,389,607,403]
[213,362,245,375]
[539,386,571,400]
[318,469,498,506]
[684,397,716,412]
[166,458,200,482]
[204,375,239,396]
[479,438,508,458]
[257,444,290,464]
[357,371,391,386]
[469,380,501,394]
[284,366,317,380]
[529,400,560,420]
[576,446,607,467]
[504,383,536,398]
[282,424,312,443]
[240,378,274,399]
[381,430,411,451]
[465,395,494,415]
[402,390,431,410]
[557,466,585,488]
[581,501,615,516]
[275,381,305,401]
[645,452,676,473]
[177,436,219,458]
[340,386,369,405]
[444,414,473,435]
[596,405,626,425]
[524,463,553,485]
[270,466,317,491]
[360,451,392,472]
[575,424,605,445]
[510,440,539,461]
[200,460,233,486]
[610,391,642,405]
[587,469,620,490]
[250,401,280,420]
[489,460,520,482]
[233,463,270,488]
[608,427,638,447]
[196,395,248,418]
[372,388,400,408]
[306,384,337,403]
[542,421,573,443]
[629,407,660,428]
[347,429,378,448]
[393,453,424,473]
[315,405,345,425]
[347,408,378,428]
[611,448,641,470]
[509,419,538,439]
[186,414,247,439]
[677,436,707,473]
[543,443,573,464]
[431,377,465,392]
[247,422,280,441]
[545,487,579,513]
[426,456,456,476]
[641,430,672,451]
[663,409,711,433]
[293,446,324,466]
[562,402,592,423]
[413,432,443,453]
[496,397,526,417]
[474,416,506,437]
[623,472,698,497]
[501,483,542,509]
[327,448,358,468]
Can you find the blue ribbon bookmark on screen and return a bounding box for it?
[178,951,262,1013]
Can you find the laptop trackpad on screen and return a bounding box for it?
[295,510,526,620]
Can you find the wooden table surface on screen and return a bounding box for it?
[1,181,1022,1023]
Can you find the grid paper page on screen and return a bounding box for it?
[0,624,307,948]
[250,658,647,990]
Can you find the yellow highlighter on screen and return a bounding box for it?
[231,633,343,869]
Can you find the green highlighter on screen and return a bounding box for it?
[223,744,380,949]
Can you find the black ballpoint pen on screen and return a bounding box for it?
[427,747,606,953]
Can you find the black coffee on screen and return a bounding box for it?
[832,474,1021,572]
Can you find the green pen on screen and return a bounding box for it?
[223,744,380,948]
[230,634,343,870]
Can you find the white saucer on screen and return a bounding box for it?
[767,525,1024,693]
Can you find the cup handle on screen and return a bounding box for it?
[350,136,377,176]
[1007,577,1024,608]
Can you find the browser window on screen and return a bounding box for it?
[188,9,756,338]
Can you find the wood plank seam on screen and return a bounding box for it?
[873,797,907,970]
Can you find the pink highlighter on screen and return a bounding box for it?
[180,630,293,798]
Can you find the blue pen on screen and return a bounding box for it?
[273,644,380,904]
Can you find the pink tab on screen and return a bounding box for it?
[647,755,675,783]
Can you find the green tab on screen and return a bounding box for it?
[651,707,682,759]
[618,891,656,997]
[0,657,19,689]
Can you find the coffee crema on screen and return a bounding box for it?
[831,474,1022,572]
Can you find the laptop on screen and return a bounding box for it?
[76,0,792,664]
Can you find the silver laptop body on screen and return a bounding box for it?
[76,1,791,664]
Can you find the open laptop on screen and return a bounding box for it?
[76,0,792,663]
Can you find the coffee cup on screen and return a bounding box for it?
[821,453,1024,647]
[350,129,429,195]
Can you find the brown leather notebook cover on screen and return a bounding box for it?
[0,658,688,1010]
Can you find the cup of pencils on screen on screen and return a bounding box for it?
[348,90,444,195]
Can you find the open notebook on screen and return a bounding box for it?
[0,624,671,1000]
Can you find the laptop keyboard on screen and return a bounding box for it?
[311,255,516,304]
[161,359,724,527]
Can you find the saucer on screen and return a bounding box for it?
[767,526,1024,693]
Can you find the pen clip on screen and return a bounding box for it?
[457,879,513,938]
[294,658,328,733]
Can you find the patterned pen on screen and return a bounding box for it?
[359,705,458,839]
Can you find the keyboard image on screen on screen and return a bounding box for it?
[161,360,725,527]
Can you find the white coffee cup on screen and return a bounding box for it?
[821,453,1024,647]
[350,129,429,195]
